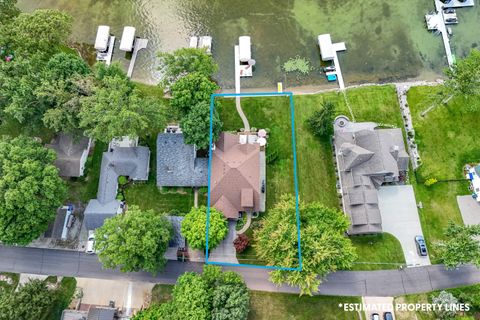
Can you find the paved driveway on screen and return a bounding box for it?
[362,296,395,319]
[457,195,480,226]
[208,221,238,264]
[378,185,431,267]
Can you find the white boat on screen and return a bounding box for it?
[466,165,480,202]
[120,26,136,52]
[198,36,212,54]
[238,36,254,77]
[95,25,115,65]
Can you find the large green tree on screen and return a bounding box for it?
[181,206,228,250]
[158,48,217,86]
[79,69,165,143]
[95,206,173,273]
[255,196,357,295]
[39,52,92,134]
[5,9,72,57]
[170,72,219,115]
[133,266,249,320]
[0,0,20,25]
[435,222,480,269]
[0,279,53,320]
[181,101,222,150]
[445,49,480,98]
[0,136,67,245]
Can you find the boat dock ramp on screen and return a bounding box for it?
[94,25,148,78]
[317,34,347,90]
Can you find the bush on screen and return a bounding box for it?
[307,101,336,138]
[424,177,438,186]
[234,234,249,253]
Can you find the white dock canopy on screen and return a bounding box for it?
[120,26,136,52]
[189,36,198,48]
[199,36,212,54]
[95,25,110,51]
[238,36,251,62]
[318,34,335,61]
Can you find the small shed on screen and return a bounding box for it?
[318,34,335,61]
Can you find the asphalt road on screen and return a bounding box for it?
[1,245,479,297]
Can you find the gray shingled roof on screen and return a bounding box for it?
[333,117,409,235]
[87,307,115,320]
[84,146,150,230]
[46,133,90,177]
[156,133,208,187]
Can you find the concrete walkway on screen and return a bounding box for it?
[235,96,250,131]
[237,212,252,235]
[233,45,250,131]
[2,245,480,297]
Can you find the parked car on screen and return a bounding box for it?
[371,313,380,320]
[415,235,428,256]
[86,230,96,254]
[383,312,394,320]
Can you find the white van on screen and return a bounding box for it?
[86,230,96,254]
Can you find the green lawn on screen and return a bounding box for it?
[394,284,480,320]
[150,284,361,320]
[350,233,405,270]
[407,86,476,260]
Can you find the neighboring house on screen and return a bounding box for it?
[333,116,409,235]
[46,133,91,177]
[61,306,116,320]
[156,132,208,187]
[210,132,266,219]
[84,143,150,230]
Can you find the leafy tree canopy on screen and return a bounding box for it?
[255,195,357,295]
[0,0,20,25]
[5,9,72,57]
[158,48,217,86]
[95,206,173,274]
[435,221,480,270]
[170,72,219,115]
[0,279,53,320]
[79,66,165,142]
[0,135,67,245]
[133,266,249,320]
[307,100,336,138]
[445,49,480,98]
[181,101,222,150]
[181,206,228,250]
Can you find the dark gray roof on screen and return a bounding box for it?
[85,146,150,230]
[333,117,409,235]
[46,133,90,177]
[87,307,115,320]
[156,133,208,187]
[166,215,185,248]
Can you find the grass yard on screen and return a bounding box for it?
[150,284,361,320]
[394,284,480,320]
[350,233,405,270]
[248,291,361,320]
[407,86,476,260]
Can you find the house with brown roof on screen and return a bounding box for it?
[210,132,266,219]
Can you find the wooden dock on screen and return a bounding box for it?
[234,45,250,131]
[434,0,455,67]
[127,38,148,78]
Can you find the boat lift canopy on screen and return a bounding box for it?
[120,26,136,52]
[95,25,110,51]
[318,34,335,61]
[239,36,251,62]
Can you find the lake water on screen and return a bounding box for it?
[17,0,480,89]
